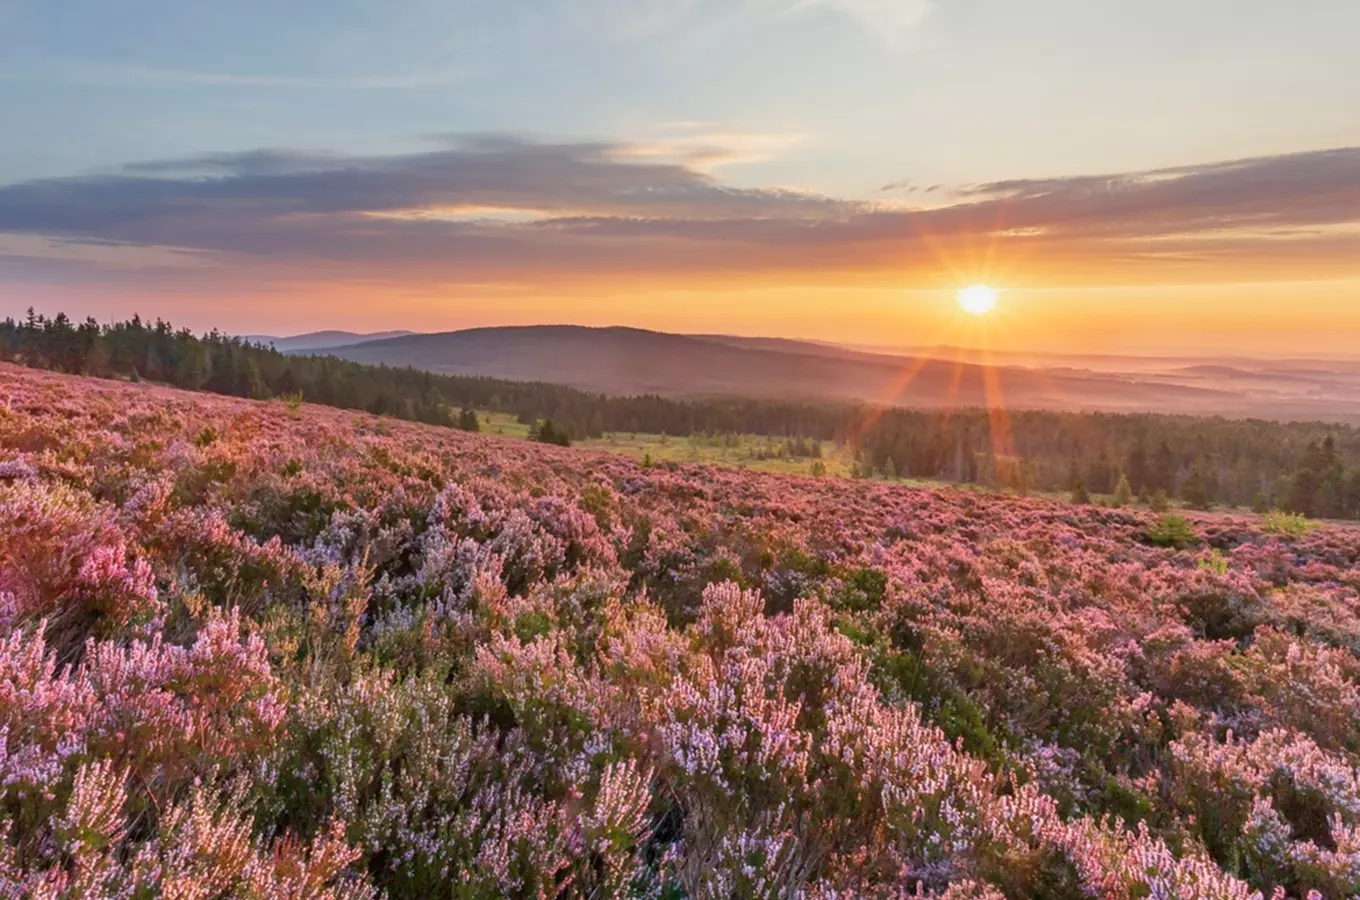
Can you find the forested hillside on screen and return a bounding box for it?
[303,324,1360,424]
[4,311,1359,518]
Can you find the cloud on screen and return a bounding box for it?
[788,0,934,47]
[616,124,810,171]
[0,233,209,270]
[4,60,476,90]
[0,0,932,106]
[1,136,1358,292]
[0,135,849,233]
[562,0,708,41]
[544,0,934,49]
[975,148,1360,225]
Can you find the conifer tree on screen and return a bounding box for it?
[1114,474,1133,507]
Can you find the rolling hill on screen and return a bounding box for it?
[300,325,1360,422]
[244,329,417,352]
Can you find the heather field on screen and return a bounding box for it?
[5,363,1360,899]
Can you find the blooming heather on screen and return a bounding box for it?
[1,362,1359,897]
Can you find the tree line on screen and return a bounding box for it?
[4,311,1359,518]
[852,407,1360,517]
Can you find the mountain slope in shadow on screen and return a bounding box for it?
[301,325,1360,422]
[246,330,416,352]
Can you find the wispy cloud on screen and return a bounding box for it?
[563,0,708,41]
[4,60,476,90]
[616,124,810,171]
[0,233,209,269]
[1,136,1358,292]
[0,0,934,101]
[876,179,943,194]
[546,0,934,49]
[787,0,933,47]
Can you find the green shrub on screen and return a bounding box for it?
[513,609,555,643]
[529,418,571,447]
[1071,481,1091,505]
[1198,549,1230,576]
[831,566,888,613]
[1113,474,1134,507]
[874,647,1010,773]
[1145,513,1198,548]
[1262,510,1317,538]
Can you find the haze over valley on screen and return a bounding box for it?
[297,325,1360,423]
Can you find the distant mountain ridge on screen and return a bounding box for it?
[291,324,1360,423]
[245,330,416,352]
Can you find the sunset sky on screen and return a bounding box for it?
[2,0,1359,355]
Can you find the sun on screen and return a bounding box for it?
[957,285,999,315]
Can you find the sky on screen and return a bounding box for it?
[2,0,1359,355]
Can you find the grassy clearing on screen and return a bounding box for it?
[475,410,954,484]
[582,432,848,477]
[471,410,1337,527]
[478,410,535,439]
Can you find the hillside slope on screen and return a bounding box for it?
[244,329,416,351]
[2,363,1359,896]
[306,324,1360,421]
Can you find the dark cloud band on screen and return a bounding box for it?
[1,136,1358,287]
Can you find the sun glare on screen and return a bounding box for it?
[957,285,999,316]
